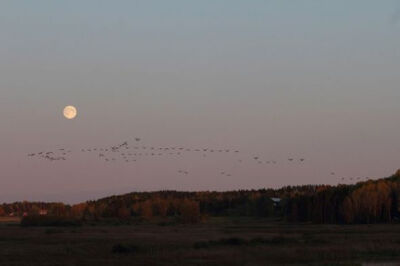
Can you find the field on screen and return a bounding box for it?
[0,217,21,224]
[0,218,400,266]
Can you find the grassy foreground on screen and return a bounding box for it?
[0,217,399,266]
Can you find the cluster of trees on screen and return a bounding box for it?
[0,202,66,217]
[3,169,400,224]
[1,190,279,223]
[79,190,278,223]
[284,170,400,224]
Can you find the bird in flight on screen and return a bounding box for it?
[26,139,312,183]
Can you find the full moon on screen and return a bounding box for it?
[63,105,77,119]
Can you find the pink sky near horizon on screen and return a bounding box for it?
[1,1,400,203]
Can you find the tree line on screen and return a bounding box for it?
[284,170,400,224]
[3,169,400,224]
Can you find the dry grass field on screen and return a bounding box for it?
[0,217,21,224]
[0,217,400,266]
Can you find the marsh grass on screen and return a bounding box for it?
[0,218,398,265]
[21,215,82,227]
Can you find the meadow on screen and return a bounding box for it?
[0,217,400,266]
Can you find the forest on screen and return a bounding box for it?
[3,169,400,225]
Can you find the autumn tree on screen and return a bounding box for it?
[179,199,201,224]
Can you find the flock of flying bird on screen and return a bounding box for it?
[27,149,72,162]
[26,138,366,183]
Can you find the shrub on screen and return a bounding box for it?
[21,215,82,227]
[193,241,211,249]
[194,236,299,249]
[217,237,247,246]
[112,243,139,254]
[45,228,65,234]
[194,237,247,248]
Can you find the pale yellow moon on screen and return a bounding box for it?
[63,105,77,119]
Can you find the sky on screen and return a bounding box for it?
[1,1,400,203]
